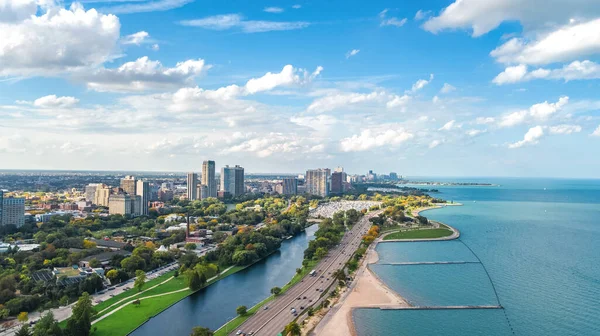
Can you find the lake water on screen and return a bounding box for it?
[356,178,600,336]
[130,224,317,336]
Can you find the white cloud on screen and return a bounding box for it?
[422,0,600,37]
[466,129,486,137]
[428,139,442,148]
[379,9,407,27]
[121,31,150,45]
[493,61,600,84]
[244,64,322,94]
[475,117,495,125]
[548,124,582,134]
[292,4,301,9]
[151,43,160,51]
[264,7,283,13]
[346,49,360,59]
[440,83,456,93]
[340,127,413,152]
[490,18,600,65]
[414,10,431,21]
[33,95,79,108]
[290,115,337,131]
[509,125,544,148]
[0,0,37,23]
[224,133,319,158]
[439,120,460,131]
[307,91,384,113]
[592,125,600,136]
[499,96,569,127]
[411,74,434,92]
[179,14,310,33]
[386,94,411,108]
[81,57,210,92]
[100,0,193,14]
[0,3,120,77]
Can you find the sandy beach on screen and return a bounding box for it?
[311,242,409,336]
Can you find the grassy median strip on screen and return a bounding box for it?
[383,228,453,240]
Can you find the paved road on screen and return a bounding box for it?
[229,211,380,336]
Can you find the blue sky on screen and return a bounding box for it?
[1,0,600,177]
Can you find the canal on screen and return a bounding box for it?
[130,224,318,336]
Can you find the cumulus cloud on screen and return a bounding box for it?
[81,57,210,92]
[548,124,582,134]
[244,64,322,94]
[493,61,600,84]
[499,96,569,127]
[346,49,360,59]
[224,133,320,158]
[264,7,283,13]
[490,18,600,65]
[509,126,544,148]
[386,94,411,109]
[422,0,600,37]
[0,3,120,77]
[307,91,385,113]
[428,139,442,148]
[33,95,79,108]
[414,10,431,21]
[379,9,407,27]
[440,83,456,93]
[411,74,434,92]
[340,127,413,152]
[475,117,495,125]
[592,125,600,136]
[290,115,337,131]
[121,31,150,45]
[466,129,486,137]
[179,13,309,33]
[0,0,37,23]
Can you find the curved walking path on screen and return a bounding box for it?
[380,223,460,242]
[93,266,234,324]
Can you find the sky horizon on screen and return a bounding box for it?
[1,0,600,178]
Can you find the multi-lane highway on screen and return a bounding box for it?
[229,210,380,336]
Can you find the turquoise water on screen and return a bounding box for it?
[376,240,479,263]
[358,178,600,336]
[370,263,499,306]
[353,308,513,336]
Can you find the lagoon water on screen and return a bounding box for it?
[356,178,600,336]
[130,225,317,336]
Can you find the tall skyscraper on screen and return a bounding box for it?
[282,177,298,195]
[331,171,347,194]
[0,190,3,224]
[120,175,137,195]
[221,165,245,196]
[198,184,208,200]
[136,180,150,216]
[306,168,331,197]
[187,172,198,200]
[84,183,100,202]
[202,160,217,198]
[94,184,111,206]
[1,194,25,227]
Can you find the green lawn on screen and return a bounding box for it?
[383,228,453,240]
[91,266,245,336]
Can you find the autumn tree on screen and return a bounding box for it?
[17,312,28,323]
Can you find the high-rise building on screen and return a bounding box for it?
[136,180,150,216]
[0,190,3,224]
[221,165,245,196]
[331,171,347,194]
[1,194,25,227]
[202,160,217,198]
[120,175,137,195]
[305,168,331,197]
[389,172,398,180]
[334,166,344,173]
[84,183,100,202]
[282,177,298,195]
[108,194,140,216]
[198,184,209,200]
[187,172,198,200]
[94,184,111,207]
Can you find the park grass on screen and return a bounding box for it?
[214,259,320,336]
[91,265,245,336]
[383,228,453,240]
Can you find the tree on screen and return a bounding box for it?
[33,312,62,336]
[185,270,202,291]
[315,247,328,260]
[88,258,100,268]
[270,286,281,296]
[15,325,31,336]
[65,292,93,336]
[59,296,69,307]
[284,321,301,336]
[236,305,247,316]
[134,270,146,292]
[184,243,197,251]
[121,255,146,273]
[106,269,119,284]
[17,312,28,323]
[333,269,346,281]
[190,326,213,336]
